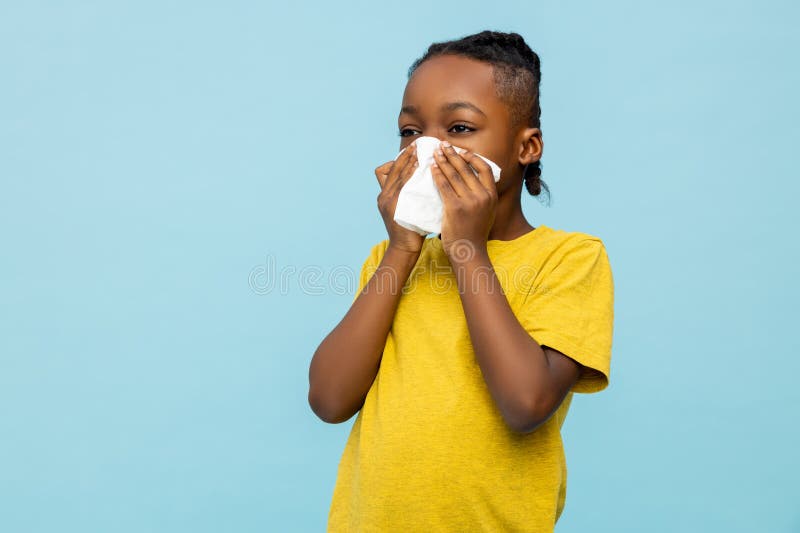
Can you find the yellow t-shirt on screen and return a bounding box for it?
[327,224,614,532]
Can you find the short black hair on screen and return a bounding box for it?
[408,30,550,202]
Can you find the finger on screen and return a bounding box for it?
[440,142,481,193]
[376,145,415,190]
[460,150,498,194]
[431,163,461,202]
[431,163,457,203]
[375,161,394,188]
[397,142,417,159]
[385,143,417,190]
[388,156,418,197]
[432,149,469,198]
[397,141,418,166]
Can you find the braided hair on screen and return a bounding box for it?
[408,30,550,203]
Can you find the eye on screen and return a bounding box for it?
[398,125,475,136]
[450,124,475,134]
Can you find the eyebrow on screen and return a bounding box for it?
[399,101,487,118]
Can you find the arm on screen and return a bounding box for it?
[309,141,423,424]
[308,245,419,424]
[451,248,581,434]
[428,141,581,434]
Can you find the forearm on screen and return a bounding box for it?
[308,246,419,423]
[450,247,552,432]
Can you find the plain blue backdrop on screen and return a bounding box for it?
[1,1,798,531]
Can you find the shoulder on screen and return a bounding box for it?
[358,239,390,270]
[539,226,609,265]
[545,225,604,246]
[370,239,391,261]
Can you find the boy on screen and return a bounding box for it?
[309,30,614,532]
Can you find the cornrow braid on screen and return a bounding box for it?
[407,30,550,204]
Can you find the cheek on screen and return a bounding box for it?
[494,162,524,194]
[494,173,510,194]
[482,146,514,175]
[462,148,506,177]
[492,155,515,182]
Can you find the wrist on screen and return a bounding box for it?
[384,244,421,268]
[445,239,489,266]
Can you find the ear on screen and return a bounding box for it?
[517,128,543,166]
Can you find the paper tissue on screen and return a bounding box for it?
[392,136,502,236]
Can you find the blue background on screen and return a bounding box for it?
[1,1,798,531]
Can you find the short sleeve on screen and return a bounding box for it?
[517,238,615,393]
[351,240,389,304]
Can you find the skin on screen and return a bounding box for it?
[308,54,582,433]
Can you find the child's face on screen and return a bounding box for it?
[398,54,539,192]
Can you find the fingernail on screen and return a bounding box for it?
[441,140,451,148]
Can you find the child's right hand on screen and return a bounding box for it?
[374,143,425,255]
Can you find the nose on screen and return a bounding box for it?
[422,130,445,141]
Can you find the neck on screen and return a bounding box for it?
[490,176,535,240]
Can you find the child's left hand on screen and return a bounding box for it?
[431,140,498,261]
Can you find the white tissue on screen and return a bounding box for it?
[392,136,502,236]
